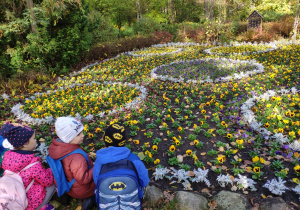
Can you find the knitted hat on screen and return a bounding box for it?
[0,123,34,148]
[55,117,84,143]
[103,123,126,147]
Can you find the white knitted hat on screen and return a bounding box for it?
[55,117,84,143]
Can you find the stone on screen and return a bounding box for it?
[260,197,291,210]
[174,191,208,210]
[143,185,164,206]
[214,191,251,210]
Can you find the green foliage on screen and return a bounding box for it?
[133,17,162,35]
[0,1,92,77]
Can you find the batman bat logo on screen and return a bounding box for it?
[109,182,126,191]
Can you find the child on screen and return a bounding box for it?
[0,124,14,176]
[1,123,55,210]
[93,123,150,209]
[48,117,95,209]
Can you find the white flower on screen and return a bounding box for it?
[191,168,210,187]
[263,178,288,195]
[74,113,82,121]
[272,133,289,145]
[83,114,94,121]
[153,167,169,181]
[289,140,300,151]
[34,142,49,163]
[234,174,257,191]
[169,168,190,183]
[1,93,9,99]
[293,184,300,201]
[216,174,233,188]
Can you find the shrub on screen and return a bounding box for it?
[270,16,294,38]
[153,30,173,43]
[133,17,162,35]
[85,34,162,61]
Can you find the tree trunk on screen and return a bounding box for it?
[209,0,214,21]
[292,1,300,41]
[292,17,299,40]
[136,0,140,21]
[26,0,36,33]
[204,0,209,19]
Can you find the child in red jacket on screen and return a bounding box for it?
[48,117,96,210]
[1,123,55,210]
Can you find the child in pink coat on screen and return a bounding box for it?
[1,123,55,210]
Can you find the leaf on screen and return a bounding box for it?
[293,178,300,184]
[231,185,237,191]
[138,152,145,160]
[207,161,212,166]
[233,155,239,161]
[244,160,252,165]
[261,194,267,199]
[89,152,96,159]
[49,200,61,208]
[201,152,206,156]
[75,206,82,210]
[208,200,218,210]
[188,171,195,176]
[39,138,45,142]
[245,166,252,173]
[190,142,194,146]
[264,161,271,166]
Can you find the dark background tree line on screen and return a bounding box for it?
[0,0,299,89]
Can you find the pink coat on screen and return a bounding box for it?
[2,150,54,210]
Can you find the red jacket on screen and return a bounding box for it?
[48,137,95,199]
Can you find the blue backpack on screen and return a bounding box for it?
[95,158,143,210]
[46,148,91,197]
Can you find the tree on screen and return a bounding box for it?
[292,0,300,40]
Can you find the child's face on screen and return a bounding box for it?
[25,132,37,151]
[70,131,84,145]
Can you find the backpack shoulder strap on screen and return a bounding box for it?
[17,161,40,192]
[59,149,91,169]
[19,161,40,174]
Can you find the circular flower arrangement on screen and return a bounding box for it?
[204,42,277,56]
[11,81,147,125]
[151,58,264,83]
[124,46,183,57]
[151,42,201,48]
[241,87,300,150]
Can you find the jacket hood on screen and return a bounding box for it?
[48,137,81,159]
[96,147,130,164]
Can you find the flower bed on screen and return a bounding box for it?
[2,41,300,207]
[125,46,183,57]
[241,87,300,150]
[204,42,277,55]
[151,58,264,83]
[11,81,147,125]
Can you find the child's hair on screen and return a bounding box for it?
[103,123,127,147]
[0,123,34,149]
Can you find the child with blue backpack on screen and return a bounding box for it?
[48,117,96,209]
[93,123,150,210]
